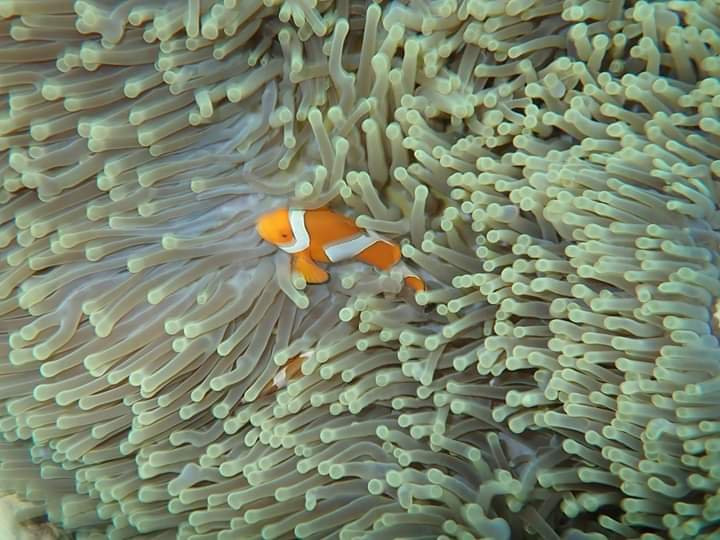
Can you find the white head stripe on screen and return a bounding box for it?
[279,209,310,253]
[324,234,386,262]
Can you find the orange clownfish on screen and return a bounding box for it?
[257,351,312,399]
[256,208,425,291]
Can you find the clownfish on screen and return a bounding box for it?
[256,351,312,399]
[256,208,425,291]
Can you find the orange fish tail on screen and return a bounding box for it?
[356,241,401,270]
[404,275,426,292]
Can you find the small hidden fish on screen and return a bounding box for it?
[256,351,312,399]
[256,208,425,291]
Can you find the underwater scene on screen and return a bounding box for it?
[0,0,719,539]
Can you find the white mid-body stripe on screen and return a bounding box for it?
[324,234,385,262]
[279,209,310,253]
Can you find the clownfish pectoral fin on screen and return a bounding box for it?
[293,254,329,284]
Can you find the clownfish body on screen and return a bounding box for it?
[257,351,311,399]
[256,208,425,291]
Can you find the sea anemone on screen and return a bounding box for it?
[1,0,719,539]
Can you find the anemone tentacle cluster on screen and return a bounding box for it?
[0,0,719,539]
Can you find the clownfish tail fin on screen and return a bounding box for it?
[404,274,426,292]
[394,261,426,292]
